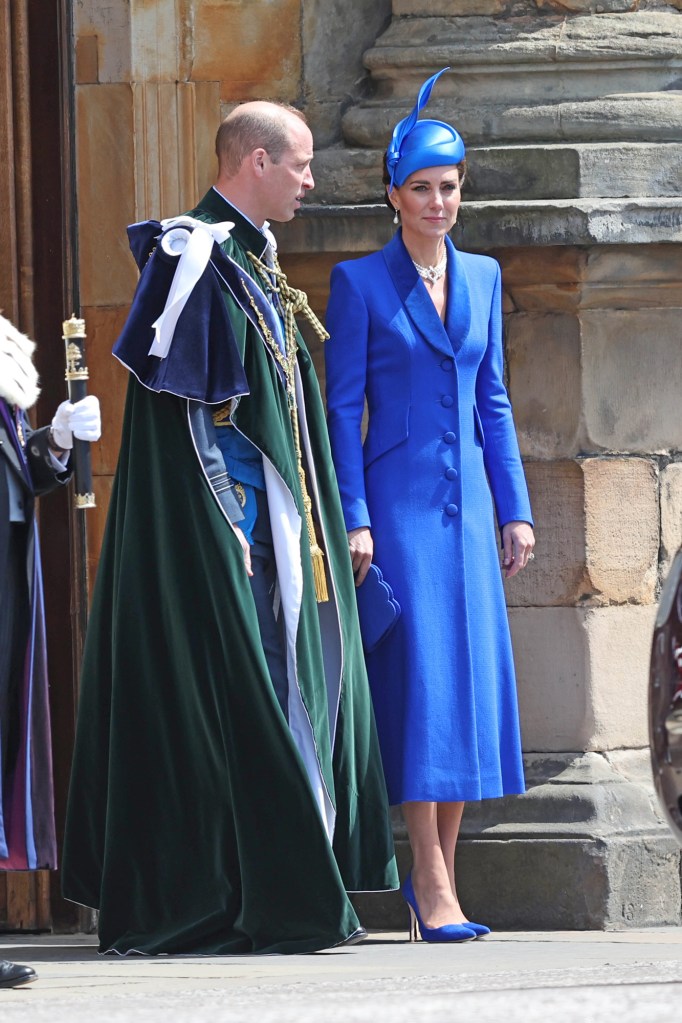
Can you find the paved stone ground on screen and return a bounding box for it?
[1,930,681,1022]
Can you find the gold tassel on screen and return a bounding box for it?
[311,545,329,603]
[300,466,329,603]
[243,254,331,603]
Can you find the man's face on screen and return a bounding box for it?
[262,118,315,223]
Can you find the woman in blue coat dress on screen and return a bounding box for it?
[324,70,535,942]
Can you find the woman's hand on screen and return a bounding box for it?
[348,527,373,587]
[501,521,535,579]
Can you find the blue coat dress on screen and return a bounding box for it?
[324,231,533,805]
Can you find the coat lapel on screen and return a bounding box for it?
[443,235,471,356]
[382,231,471,358]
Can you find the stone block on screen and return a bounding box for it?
[179,80,221,203]
[393,0,507,13]
[536,0,639,12]
[76,84,138,308]
[498,244,682,316]
[132,81,220,221]
[75,0,184,83]
[302,0,392,146]
[507,304,682,458]
[581,309,682,453]
[661,462,682,576]
[277,205,394,257]
[304,147,385,206]
[463,143,682,202]
[454,831,680,929]
[506,313,583,458]
[504,461,588,605]
[76,34,99,84]
[500,243,682,319]
[582,245,682,311]
[457,197,682,249]
[74,2,132,83]
[581,457,659,602]
[509,604,657,751]
[578,143,682,201]
[498,247,586,313]
[130,0,181,81]
[191,0,301,102]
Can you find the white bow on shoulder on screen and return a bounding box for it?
[149,216,234,359]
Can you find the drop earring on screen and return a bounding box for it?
[393,208,400,226]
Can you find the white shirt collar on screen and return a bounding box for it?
[211,186,277,253]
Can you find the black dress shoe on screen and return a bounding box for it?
[337,925,368,947]
[0,960,37,988]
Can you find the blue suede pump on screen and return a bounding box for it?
[402,874,477,943]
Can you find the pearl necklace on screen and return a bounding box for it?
[412,251,447,284]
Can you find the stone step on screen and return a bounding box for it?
[341,12,682,146]
[279,196,682,254]
[310,142,682,204]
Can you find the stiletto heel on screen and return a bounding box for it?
[407,904,419,942]
[402,873,476,943]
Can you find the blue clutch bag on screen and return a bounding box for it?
[355,563,401,653]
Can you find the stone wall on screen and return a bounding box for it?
[276,0,682,929]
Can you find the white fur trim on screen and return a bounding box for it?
[0,312,40,409]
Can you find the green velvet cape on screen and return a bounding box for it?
[61,191,398,955]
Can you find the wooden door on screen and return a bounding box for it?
[0,0,86,932]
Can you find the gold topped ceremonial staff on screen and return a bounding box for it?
[62,315,95,509]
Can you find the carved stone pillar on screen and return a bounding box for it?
[279,0,682,927]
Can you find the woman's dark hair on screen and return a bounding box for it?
[382,152,467,212]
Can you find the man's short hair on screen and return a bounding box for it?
[216,103,307,177]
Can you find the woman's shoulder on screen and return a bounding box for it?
[331,250,388,289]
[455,247,500,282]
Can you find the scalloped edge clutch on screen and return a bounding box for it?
[355,563,401,653]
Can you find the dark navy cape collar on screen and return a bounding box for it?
[115,204,287,402]
[381,230,471,358]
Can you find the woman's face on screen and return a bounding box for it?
[390,165,461,242]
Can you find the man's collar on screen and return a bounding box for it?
[194,187,269,258]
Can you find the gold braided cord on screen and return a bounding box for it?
[240,255,329,603]
[246,250,329,344]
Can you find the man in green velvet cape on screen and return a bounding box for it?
[61,102,398,955]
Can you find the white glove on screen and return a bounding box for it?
[51,395,102,449]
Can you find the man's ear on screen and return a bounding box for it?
[252,148,267,176]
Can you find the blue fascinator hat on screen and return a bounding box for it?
[386,68,465,190]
